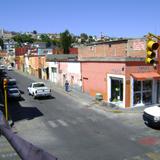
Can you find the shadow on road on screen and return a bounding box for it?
[7,100,43,122]
[35,95,55,101]
[144,123,160,131]
[0,71,43,126]
[0,94,43,124]
[19,90,25,94]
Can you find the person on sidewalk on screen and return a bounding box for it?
[65,80,69,92]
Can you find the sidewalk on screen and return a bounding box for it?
[0,82,21,159]
[14,69,144,114]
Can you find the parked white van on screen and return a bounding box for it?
[143,105,160,128]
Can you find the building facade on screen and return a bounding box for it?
[46,54,81,90]
[78,39,160,108]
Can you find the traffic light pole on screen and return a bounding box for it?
[4,86,8,121]
[145,33,160,67]
[148,32,160,40]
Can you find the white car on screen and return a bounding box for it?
[28,82,52,99]
[143,105,160,128]
[0,65,5,69]
[7,66,13,71]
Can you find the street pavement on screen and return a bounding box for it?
[0,69,160,160]
[13,69,145,114]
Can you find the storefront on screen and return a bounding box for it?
[130,72,160,107]
[106,72,160,108]
[133,80,153,105]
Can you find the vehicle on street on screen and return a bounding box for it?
[7,88,21,99]
[0,65,5,73]
[7,66,13,71]
[143,105,160,128]
[28,82,52,99]
[0,65,5,70]
[7,78,17,88]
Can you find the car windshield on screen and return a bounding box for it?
[9,90,19,93]
[33,83,45,88]
[8,80,16,85]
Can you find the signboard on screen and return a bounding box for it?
[133,40,145,50]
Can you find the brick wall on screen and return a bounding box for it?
[15,47,29,56]
[78,39,146,59]
[69,48,78,54]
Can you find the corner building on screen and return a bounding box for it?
[78,39,160,108]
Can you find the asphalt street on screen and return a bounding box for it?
[0,69,160,160]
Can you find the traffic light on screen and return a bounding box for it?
[3,78,8,88]
[145,38,159,65]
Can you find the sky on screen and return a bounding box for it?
[1,0,160,38]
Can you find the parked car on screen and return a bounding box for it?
[0,65,5,70]
[7,88,21,99]
[143,105,160,128]
[7,78,17,88]
[7,66,13,71]
[28,82,52,99]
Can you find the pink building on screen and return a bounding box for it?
[46,54,82,90]
[79,39,160,108]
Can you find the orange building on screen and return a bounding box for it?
[28,55,48,79]
[79,39,160,108]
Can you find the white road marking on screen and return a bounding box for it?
[48,121,58,128]
[57,119,68,127]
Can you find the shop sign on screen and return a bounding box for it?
[133,40,145,50]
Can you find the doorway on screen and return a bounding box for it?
[111,78,123,102]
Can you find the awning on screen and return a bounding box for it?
[131,72,160,80]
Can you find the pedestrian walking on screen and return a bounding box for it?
[65,80,69,92]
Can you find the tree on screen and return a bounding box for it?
[12,34,23,45]
[12,34,34,46]
[40,34,52,48]
[80,33,88,44]
[88,35,95,43]
[80,33,88,40]
[52,39,61,47]
[60,30,72,54]
[33,30,37,34]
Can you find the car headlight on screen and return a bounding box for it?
[154,116,160,122]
